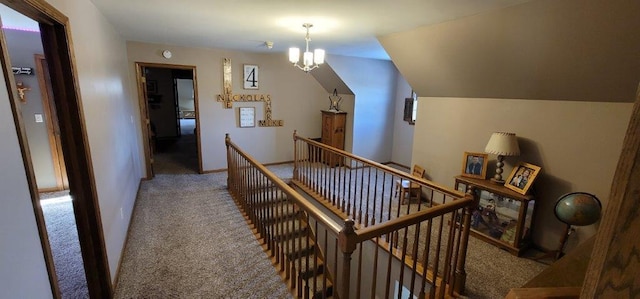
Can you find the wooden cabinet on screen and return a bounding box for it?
[454,176,537,256]
[321,110,346,166]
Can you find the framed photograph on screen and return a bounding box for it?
[504,162,541,195]
[146,80,157,94]
[239,107,255,128]
[243,64,259,89]
[461,152,488,179]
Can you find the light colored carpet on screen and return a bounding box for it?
[284,163,548,298]
[113,172,292,299]
[153,134,199,175]
[40,196,89,299]
[114,163,546,298]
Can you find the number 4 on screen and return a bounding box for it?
[243,65,259,89]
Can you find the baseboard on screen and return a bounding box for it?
[38,186,63,193]
[112,178,143,290]
[200,161,294,174]
[262,160,293,167]
[200,168,228,174]
[344,163,371,170]
[383,161,410,170]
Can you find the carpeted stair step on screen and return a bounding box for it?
[259,203,301,225]
[303,272,333,299]
[251,196,288,209]
[282,235,316,260]
[246,182,278,194]
[295,255,325,280]
[271,219,307,242]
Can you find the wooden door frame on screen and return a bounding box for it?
[34,53,68,191]
[135,62,202,179]
[0,0,112,298]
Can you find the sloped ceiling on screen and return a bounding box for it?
[310,60,353,95]
[380,0,640,102]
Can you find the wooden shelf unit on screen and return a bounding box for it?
[320,110,346,167]
[454,176,537,256]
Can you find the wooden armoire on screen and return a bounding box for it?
[321,110,347,166]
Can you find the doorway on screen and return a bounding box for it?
[136,63,201,177]
[3,22,84,297]
[0,1,111,298]
[35,54,68,192]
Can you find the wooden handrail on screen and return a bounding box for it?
[294,132,465,199]
[229,132,477,298]
[226,134,343,233]
[353,197,474,243]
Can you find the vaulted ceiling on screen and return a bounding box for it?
[85,0,532,60]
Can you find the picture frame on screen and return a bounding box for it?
[504,162,541,195]
[243,64,259,90]
[146,80,158,94]
[239,107,255,128]
[461,152,488,179]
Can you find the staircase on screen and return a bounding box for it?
[227,133,475,299]
[252,194,335,299]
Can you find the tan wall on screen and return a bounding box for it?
[325,55,398,162]
[0,38,52,298]
[412,97,632,251]
[1,0,145,290]
[126,41,329,172]
[380,0,640,103]
[47,0,144,281]
[391,73,414,166]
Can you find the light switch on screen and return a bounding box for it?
[35,113,43,123]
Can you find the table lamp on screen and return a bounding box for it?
[485,132,520,184]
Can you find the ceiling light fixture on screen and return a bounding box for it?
[288,23,325,73]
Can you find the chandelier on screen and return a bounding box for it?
[288,23,325,73]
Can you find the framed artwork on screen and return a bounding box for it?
[504,162,541,195]
[461,152,489,179]
[146,80,157,94]
[243,64,259,89]
[239,107,255,128]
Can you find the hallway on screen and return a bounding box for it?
[153,131,199,175]
[113,170,293,298]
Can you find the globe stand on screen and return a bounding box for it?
[532,192,600,264]
[533,224,575,262]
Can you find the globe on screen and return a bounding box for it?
[554,192,602,226]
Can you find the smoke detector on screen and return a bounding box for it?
[265,41,274,49]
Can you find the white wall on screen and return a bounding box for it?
[0,50,53,298]
[326,55,398,162]
[5,29,58,189]
[412,97,632,251]
[390,74,414,167]
[126,41,328,171]
[177,79,194,112]
[46,0,143,281]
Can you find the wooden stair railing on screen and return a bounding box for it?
[292,131,477,298]
[226,133,477,299]
[258,195,335,298]
[226,134,342,298]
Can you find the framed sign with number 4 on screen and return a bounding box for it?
[243,64,259,89]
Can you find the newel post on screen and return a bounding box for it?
[225,133,232,191]
[338,219,357,299]
[454,186,478,295]
[293,130,299,180]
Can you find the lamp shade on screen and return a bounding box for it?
[485,132,520,156]
[288,47,300,63]
[303,51,313,66]
[313,49,325,64]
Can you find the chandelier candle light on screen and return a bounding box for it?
[289,23,325,73]
[484,132,521,184]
